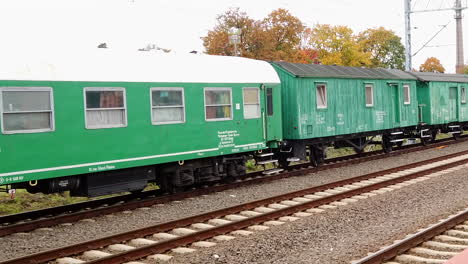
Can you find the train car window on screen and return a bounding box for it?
[204,88,232,121]
[84,87,127,129]
[316,84,327,109]
[266,88,273,116]
[403,84,411,105]
[151,87,185,124]
[0,87,54,134]
[243,87,260,119]
[365,84,374,107]
[461,87,466,104]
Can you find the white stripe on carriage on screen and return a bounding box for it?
[0,147,220,177]
[235,142,265,148]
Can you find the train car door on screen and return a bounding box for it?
[263,86,274,141]
[262,85,280,142]
[449,87,458,122]
[390,84,401,126]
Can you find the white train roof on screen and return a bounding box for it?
[0,50,280,84]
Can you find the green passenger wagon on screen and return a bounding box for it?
[271,62,419,164]
[0,51,282,196]
[411,72,468,137]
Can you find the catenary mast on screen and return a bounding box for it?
[455,0,465,74]
[404,0,466,73]
[405,0,412,71]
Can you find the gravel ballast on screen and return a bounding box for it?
[172,163,468,263]
[1,141,468,261]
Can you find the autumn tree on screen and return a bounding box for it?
[261,9,305,61]
[464,65,468,74]
[203,8,256,56]
[309,24,371,67]
[203,8,315,63]
[419,57,446,73]
[358,27,405,70]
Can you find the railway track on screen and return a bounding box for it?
[353,207,468,264]
[0,136,465,238]
[3,149,468,264]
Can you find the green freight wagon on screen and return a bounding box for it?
[411,72,468,137]
[271,62,419,165]
[0,51,282,196]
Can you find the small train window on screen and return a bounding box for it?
[151,88,185,124]
[462,87,466,104]
[243,87,260,119]
[204,88,232,121]
[266,88,274,116]
[403,85,411,105]
[84,87,127,129]
[365,84,374,107]
[316,84,327,109]
[0,87,54,134]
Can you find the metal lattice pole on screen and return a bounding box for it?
[405,0,413,71]
[455,0,465,73]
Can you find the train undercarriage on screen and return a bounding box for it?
[275,122,467,168]
[11,154,248,197]
[7,122,468,198]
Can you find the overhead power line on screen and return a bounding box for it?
[404,0,467,73]
[412,21,451,57]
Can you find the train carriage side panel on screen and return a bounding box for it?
[272,62,419,141]
[411,72,468,126]
[0,52,282,196]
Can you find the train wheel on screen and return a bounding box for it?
[382,136,393,153]
[431,130,438,142]
[278,159,290,168]
[421,136,430,146]
[309,145,325,167]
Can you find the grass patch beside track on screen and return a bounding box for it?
[0,190,87,215]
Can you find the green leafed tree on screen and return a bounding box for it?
[308,24,371,67]
[358,27,406,70]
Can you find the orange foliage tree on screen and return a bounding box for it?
[419,57,446,73]
[202,8,318,63]
[202,8,255,57]
[203,9,405,67]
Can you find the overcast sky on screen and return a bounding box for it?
[1,0,467,73]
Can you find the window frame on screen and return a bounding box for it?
[365,83,374,107]
[316,83,327,109]
[83,87,127,129]
[403,84,411,105]
[150,87,186,125]
[0,87,55,134]
[266,87,274,116]
[242,87,261,119]
[204,87,233,122]
[461,87,466,104]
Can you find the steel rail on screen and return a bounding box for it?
[0,136,464,237]
[3,150,468,264]
[86,155,468,264]
[353,208,468,264]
